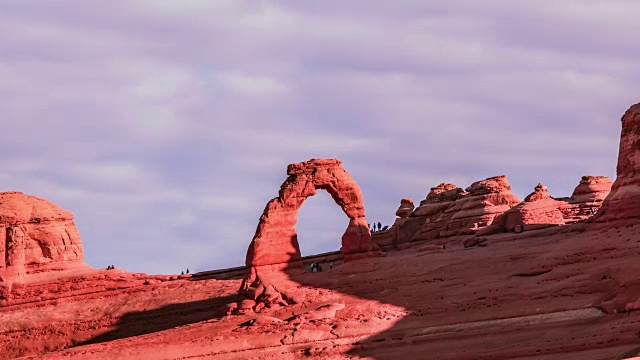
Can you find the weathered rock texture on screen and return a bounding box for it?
[245,159,374,268]
[484,184,568,234]
[374,184,464,248]
[595,102,640,221]
[410,175,521,241]
[0,192,84,281]
[373,178,524,247]
[479,176,612,235]
[571,175,612,203]
[395,198,414,218]
[374,199,420,248]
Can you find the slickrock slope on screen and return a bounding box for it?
[412,175,521,240]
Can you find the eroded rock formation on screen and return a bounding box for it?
[411,175,521,241]
[595,102,640,221]
[484,184,568,234]
[479,176,613,235]
[0,191,84,282]
[245,159,375,268]
[571,176,612,203]
[395,198,414,218]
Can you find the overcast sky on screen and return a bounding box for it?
[1,1,639,274]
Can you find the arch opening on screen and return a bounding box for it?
[296,189,346,258]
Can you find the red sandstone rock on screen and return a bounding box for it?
[395,198,414,218]
[487,184,566,234]
[571,176,612,203]
[0,192,84,283]
[411,176,521,241]
[421,183,463,205]
[594,104,640,221]
[524,183,551,202]
[482,177,612,235]
[412,183,462,218]
[245,159,375,269]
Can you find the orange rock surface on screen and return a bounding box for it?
[0,191,85,296]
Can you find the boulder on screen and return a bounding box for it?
[395,198,415,218]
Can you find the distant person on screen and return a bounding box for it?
[186,269,189,274]
[318,264,323,272]
[377,222,382,231]
[329,263,333,270]
[181,271,184,275]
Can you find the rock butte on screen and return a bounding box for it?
[1,102,640,359]
[0,191,85,288]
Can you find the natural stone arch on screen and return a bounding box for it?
[245,158,375,267]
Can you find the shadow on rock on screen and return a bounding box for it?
[75,294,237,347]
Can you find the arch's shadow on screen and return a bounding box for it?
[74,294,236,347]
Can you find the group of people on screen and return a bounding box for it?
[310,262,333,273]
[370,222,389,233]
[106,265,115,270]
[181,269,190,275]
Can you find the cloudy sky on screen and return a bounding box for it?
[1,1,639,274]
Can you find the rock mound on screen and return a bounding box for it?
[524,183,551,202]
[570,176,612,203]
[395,198,415,218]
[0,191,84,281]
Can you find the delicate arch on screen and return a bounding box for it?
[245,159,375,267]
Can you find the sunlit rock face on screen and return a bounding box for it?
[0,191,84,281]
